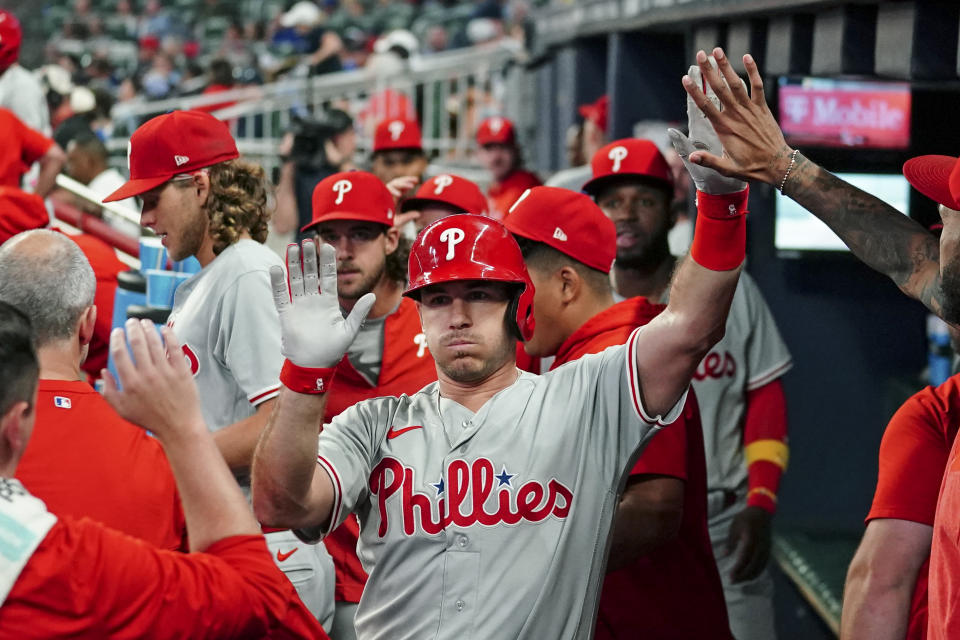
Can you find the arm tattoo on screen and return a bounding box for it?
[783,155,944,313]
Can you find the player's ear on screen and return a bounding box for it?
[0,399,34,462]
[558,265,580,304]
[383,226,401,254]
[78,305,96,346]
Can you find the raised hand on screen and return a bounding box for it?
[680,48,795,186]
[102,319,205,439]
[668,59,747,195]
[269,239,375,369]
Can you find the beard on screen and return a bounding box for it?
[614,226,671,270]
[434,325,516,384]
[337,258,386,300]
[169,208,208,262]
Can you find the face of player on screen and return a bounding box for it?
[938,204,960,324]
[416,281,517,384]
[371,149,428,184]
[315,220,399,302]
[595,180,673,269]
[478,144,517,183]
[139,175,210,263]
[522,264,565,358]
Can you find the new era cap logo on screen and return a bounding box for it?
[174,155,190,167]
[489,117,503,133]
[553,227,567,242]
[332,179,352,205]
[433,175,453,195]
[388,121,405,141]
[608,146,628,173]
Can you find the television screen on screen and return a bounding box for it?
[778,78,911,149]
[775,173,910,252]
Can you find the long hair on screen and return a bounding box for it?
[385,233,411,284]
[204,159,270,255]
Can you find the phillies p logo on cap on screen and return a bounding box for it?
[433,175,454,195]
[333,179,353,205]
[608,146,628,173]
[388,121,405,141]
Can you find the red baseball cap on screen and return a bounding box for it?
[903,155,960,210]
[582,138,673,196]
[504,186,616,274]
[303,171,396,232]
[0,11,22,72]
[0,187,47,245]
[373,118,422,152]
[579,95,609,134]
[102,110,239,203]
[401,174,488,215]
[476,116,516,146]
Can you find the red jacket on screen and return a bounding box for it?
[552,297,732,640]
[487,169,541,221]
[323,297,438,603]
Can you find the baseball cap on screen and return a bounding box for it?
[504,186,616,274]
[373,118,422,152]
[0,10,22,72]
[280,1,323,28]
[0,187,48,245]
[401,174,488,215]
[476,116,516,146]
[578,95,609,134]
[102,110,239,203]
[582,138,673,196]
[303,171,396,232]
[903,155,960,210]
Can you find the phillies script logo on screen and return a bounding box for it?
[369,457,573,536]
[694,350,736,381]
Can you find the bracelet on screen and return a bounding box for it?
[280,360,337,395]
[777,149,799,192]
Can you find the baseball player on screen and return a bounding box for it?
[475,116,542,220]
[504,186,732,639]
[252,127,746,640]
[400,173,489,231]
[584,64,792,640]
[102,109,335,631]
[370,117,428,185]
[0,10,50,135]
[299,170,440,639]
[0,305,327,639]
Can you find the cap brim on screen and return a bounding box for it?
[102,175,170,203]
[903,155,960,210]
[301,211,394,233]
[581,173,672,197]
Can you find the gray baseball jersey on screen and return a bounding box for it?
[681,272,792,493]
[298,328,686,640]
[167,239,284,434]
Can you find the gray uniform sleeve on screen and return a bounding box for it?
[215,271,284,406]
[296,399,388,543]
[740,274,793,390]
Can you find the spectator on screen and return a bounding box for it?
[0,230,183,550]
[0,10,51,135]
[475,115,541,219]
[62,133,140,236]
[273,1,343,76]
[0,302,328,639]
[52,87,98,150]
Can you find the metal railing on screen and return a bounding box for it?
[106,40,528,179]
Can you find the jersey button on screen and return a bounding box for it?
[461,420,469,428]
[456,599,465,611]
[457,535,468,548]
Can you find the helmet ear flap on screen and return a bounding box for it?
[506,293,524,342]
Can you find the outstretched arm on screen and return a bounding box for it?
[252,240,375,530]
[681,47,944,316]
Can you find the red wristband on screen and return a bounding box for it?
[280,360,337,395]
[689,187,749,271]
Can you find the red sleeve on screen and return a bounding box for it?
[868,386,955,525]
[3,520,326,639]
[743,379,788,513]
[630,397,690,480]
[13,115,54,166]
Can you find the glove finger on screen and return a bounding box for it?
[301,238,319,296]
[318,243,338,297]
[286,243,305,299]
[269,265,290,312]
[344,292,376,336]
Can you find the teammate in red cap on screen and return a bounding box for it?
[400,173,488,231]
[253,92,747,634]
[506,185,732,639]
[476,116,541,220]
[370,118,428,186]
[103,109,335,629]
[0,10,50,134]
[299,170,439,639]
[586,64,792,640]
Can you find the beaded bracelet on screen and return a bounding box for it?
[777,149,799,192]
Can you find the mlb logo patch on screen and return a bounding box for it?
[53,396,72,409]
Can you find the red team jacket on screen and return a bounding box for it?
[486,169,541,221]
[323,297,438,603]
[550,296,732,639]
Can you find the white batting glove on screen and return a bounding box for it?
[668,60,748,195]
[269,240,376,370]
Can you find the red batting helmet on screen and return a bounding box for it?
[404,214,535,341]
[0,11,22,73]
